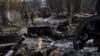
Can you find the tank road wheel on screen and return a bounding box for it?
[73,15,100,50]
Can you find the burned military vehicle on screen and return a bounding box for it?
[1,16,100,56]
[19,16,100,56]
[0,28,25,56]
[1,0,100,56]
[27,25,67,40]
[73,15,100,51]
[38,6,51,18]
[16,15,100,56]
[0,33,21,56]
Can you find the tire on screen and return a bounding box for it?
[73,15,100,50]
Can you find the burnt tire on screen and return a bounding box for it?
[73,15,100,50]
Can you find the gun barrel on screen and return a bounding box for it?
[5,50,14,56]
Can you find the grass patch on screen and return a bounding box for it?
[13,19,22,27]
[3,27,19,32]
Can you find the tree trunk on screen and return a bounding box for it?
[73,0,81,14]
[0,0,10,26]
[1,11,9,26]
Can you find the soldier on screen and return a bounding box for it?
[30,11,35,24]
[95,0,100,15]
[23,11,29,24]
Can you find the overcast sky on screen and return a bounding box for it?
[25,0,33,1]
[21,0,33,2]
